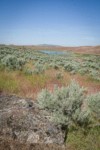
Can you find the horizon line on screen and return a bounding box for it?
[0,43,100,47]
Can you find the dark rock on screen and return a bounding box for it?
[27,101,33,108]
[0,94,64,145]
[0,138,66,150]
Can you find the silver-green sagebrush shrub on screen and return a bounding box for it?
[37,80,88,142]
[1,55,25,70]
[34,62,46,74]
[37,80,100,143]
[49,63,59,70]
[73,108,91,128]
[87,93,100,123]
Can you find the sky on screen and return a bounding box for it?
[0,0,100,46]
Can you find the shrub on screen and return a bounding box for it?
[64,61,80,73]
[56,72,63,79]
[37,80,100,143]
[37,80,88,143]
[49,63,59,70]
[1,55,25,70]
[87,93,100,123]
[34,62,46,74]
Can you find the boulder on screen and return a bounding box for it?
[0,94,64,145]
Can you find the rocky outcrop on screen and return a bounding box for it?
[0,94,64,145]
[0,138,68,150]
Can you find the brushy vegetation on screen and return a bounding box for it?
[0,45,100,149]
[37,80,86,142]
[37,80,100,148]
[0,45,99,96]
[0,46,100,80]
[1,54,25,70]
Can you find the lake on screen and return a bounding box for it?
[40,50,65,55]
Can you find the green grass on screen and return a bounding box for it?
[25,73,49,88]
[0,70,19,93]
[67,127,100,150]
[0,69,53,97]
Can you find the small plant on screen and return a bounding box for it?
[56,72,63,79]
[24,68,34,75]
[49,63,59,70]
[34,63,46,74]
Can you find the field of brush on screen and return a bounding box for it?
[0,45,100,97]
[0,45,100,149]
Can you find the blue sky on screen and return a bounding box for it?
[0,0,100,46]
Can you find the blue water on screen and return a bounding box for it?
[40,50,65,55]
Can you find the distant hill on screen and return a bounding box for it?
[34,45,100,54]
[37,44,62,47]
[66,46,100,54]
[0,44,100,54]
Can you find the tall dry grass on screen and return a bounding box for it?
[0,68,99,99]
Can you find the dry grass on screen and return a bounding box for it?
[0,68,99,99]
[72,73,100,94]
[0,69,65,99]
[0,70,19,94]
